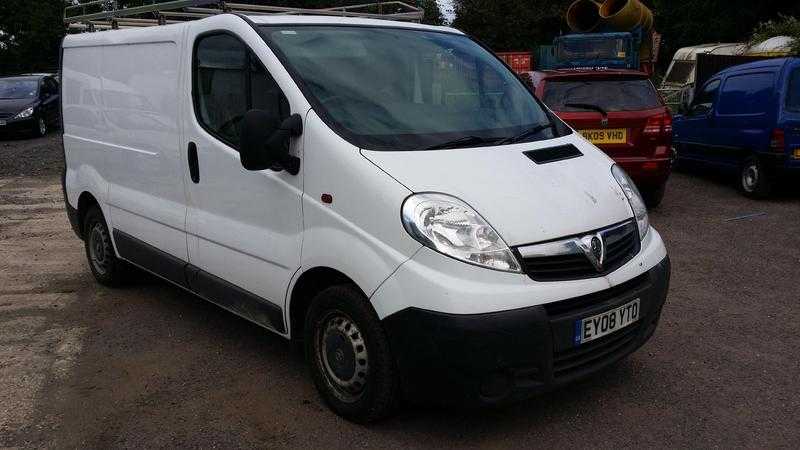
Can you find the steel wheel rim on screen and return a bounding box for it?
[316,311,369,403]
[38,118,46,136]
[742,164,758,192]
[89,223,110,275]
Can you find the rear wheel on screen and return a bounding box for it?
[739,156,773,199]
[82,206,130,286]
[642,184,666,209]
[305,285,399,423]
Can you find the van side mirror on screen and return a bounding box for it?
[240,110,302,175]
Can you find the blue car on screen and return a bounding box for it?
[672,57,800,197]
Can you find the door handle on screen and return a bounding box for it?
[187,142,199,183]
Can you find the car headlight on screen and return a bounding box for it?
[612,164,649,239]
[15,107,34,120]
[401,193,521,272]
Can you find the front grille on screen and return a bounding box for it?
[553,321,641,379]
[543,272,649,319]
[517,220,640,281]
[0,112,14,119]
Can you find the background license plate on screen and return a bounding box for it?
[580,128,627,144]
[574,298,640,346]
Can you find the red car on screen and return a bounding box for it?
[531,69,673,207]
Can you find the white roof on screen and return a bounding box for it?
[672,43,746,61]
[63,13,462,48]
[746,36,795,56]
[248,14,461,34]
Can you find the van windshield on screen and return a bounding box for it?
[260,26,559,150]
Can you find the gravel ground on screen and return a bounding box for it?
[1,135,799,448]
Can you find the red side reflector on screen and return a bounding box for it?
[321,193,333,204]
[770,128,785,152]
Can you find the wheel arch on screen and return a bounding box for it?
[288,266,365,341]
[76,191,101,238]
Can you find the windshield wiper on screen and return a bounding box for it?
[498,123,555,145]
[565,102,608,117]
[425,135,502,150]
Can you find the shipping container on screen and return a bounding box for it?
[496,52,533,73]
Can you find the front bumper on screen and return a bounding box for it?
[382,256,670,407]
[0,116,37,134]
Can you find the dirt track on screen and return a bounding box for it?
[1,135,799,448]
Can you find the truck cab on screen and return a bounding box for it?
[532,68,673,207]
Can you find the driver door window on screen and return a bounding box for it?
[193,33,288,149]
[691,79,719,115]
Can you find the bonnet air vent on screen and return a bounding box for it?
[524,144,583,164]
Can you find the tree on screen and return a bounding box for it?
[0,0,65,75]
[420,0,446,26]
[452,0,571,52]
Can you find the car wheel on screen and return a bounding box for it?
[305,285,399,423]
[643,184,666,209]
[82,205,129,286]
[739,156,773,199]
[35,116,47,137]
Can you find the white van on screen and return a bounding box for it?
[61,14,670,422]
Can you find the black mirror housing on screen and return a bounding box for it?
[239,110,303,174]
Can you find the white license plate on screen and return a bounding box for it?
[574,298,640,346]
[0,120,6,126]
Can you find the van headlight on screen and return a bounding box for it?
[15,106,35,120]
[612,165,649,239]
[401,193,521,272]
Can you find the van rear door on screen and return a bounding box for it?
[781,63,800,159]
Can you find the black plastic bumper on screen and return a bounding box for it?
[382,257,671,407]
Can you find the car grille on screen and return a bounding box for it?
[552,321,642,379]
[543,272,649,319]
[516,220,640,281]
[0,112,14,119]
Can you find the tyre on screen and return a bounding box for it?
[739,156,773,199]
[82,205,129,286]
[642,184,666,209]
[34,116,47,137]
[304,285,399,422]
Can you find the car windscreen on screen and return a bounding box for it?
[542,78,661,112]
[0,79,38,99]
[260,26,558,150]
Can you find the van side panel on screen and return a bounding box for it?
[100,41,188,261]
[294,111,422,324]
[62,46,109,210]
[714,70,778,155]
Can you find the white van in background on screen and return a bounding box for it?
[61,14,670,422]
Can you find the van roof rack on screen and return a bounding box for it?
[64,1,425,32]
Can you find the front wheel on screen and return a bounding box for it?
[739,156,773,199]
[305,285,399,423]
[642,184,666,209]
[34,116,47,137]
[82,206,130,286]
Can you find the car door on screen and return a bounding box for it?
[182,24,303,334]
[674,78,720,161]
[39,77,59,125]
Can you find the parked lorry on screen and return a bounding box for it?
[497,0,660,77]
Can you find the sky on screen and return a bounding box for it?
[437,0,455,23]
